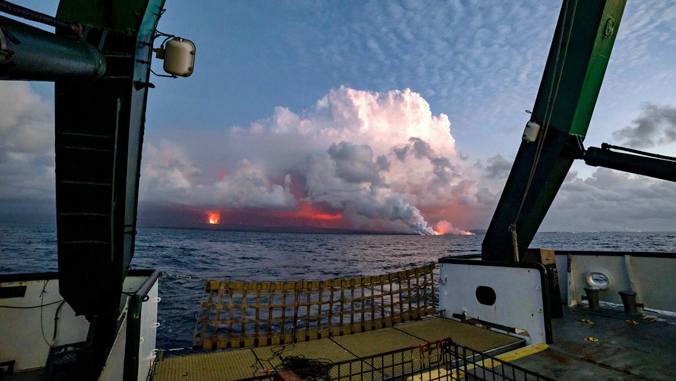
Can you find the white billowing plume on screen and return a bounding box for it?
[141,141,296,210]
[213,160,296,210]
[141,87,475,233]
[142,140,201,193]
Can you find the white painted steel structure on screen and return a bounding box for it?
[0,273,159,380]
[555,252,676,313]
[438,261,549,345]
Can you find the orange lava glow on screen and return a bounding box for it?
[207,211,220,225]
[201,201,346,230]
[434,220,475,235]
[433,229,475,236]
[274,201,343,223]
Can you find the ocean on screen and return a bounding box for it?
[1,224,674,351]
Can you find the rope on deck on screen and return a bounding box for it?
[193,264,437,350]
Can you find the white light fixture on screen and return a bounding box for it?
[522,121,541,143]
[155,37,196,77]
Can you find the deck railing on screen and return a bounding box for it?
[193,265,436,349]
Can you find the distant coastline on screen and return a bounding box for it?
[141,225,421,235]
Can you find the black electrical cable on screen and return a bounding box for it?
[279,356,333,381]
[52,300,67,341]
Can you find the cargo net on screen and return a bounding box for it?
[239,339,555,381]
[193,264,436,349]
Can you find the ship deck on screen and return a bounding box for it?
[151,305,676,381]
[511,305,676,381]
[152,317,525,381]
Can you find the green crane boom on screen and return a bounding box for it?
[482,0,626,262]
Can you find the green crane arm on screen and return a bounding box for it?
[482,0,626,262]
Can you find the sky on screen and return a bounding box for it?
[1,0,676,233]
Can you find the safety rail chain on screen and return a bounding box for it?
[240,338,554,381]
[193,265,436,349]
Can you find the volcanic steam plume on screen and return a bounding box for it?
[141,87,485,234]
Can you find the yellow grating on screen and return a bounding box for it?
[153,348,262,381]
[155,317,525,381]
[395,318,523,353]
[331,328,426,378]
[253,338,377,380]
[193,265,436,349]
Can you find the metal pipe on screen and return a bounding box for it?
[0,15,105,81]
[0,0,81,36]
[584,146,676,183]
[601,143,676,162]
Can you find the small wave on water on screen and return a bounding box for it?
[1,225,674,351]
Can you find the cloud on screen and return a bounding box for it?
[213,160,296,210]
[0,82,54,202]
[544,168,676,231]
[141,87,475,233]
[4,80,675,233]
[484,155,512,179]
[307,1,560,136]
[140,142,296,210]
[141,87,676,233]
[141,140,202,194]
[393,137,457,187]
[327,142,382,185]
[612,103,676,148]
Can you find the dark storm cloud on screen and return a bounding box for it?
[484,155,512,179]
[328,142,382,184]
[612,104,676,148]
[546,168,676,231]
[376,155,390,171]
[393,137,457,186]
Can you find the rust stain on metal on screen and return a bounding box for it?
[545,349,571,365]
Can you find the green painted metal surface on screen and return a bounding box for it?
[56,0,151,36]
[482,0,626,262]
[531,0,625,138]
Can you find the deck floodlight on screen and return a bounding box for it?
[155,37,195,77]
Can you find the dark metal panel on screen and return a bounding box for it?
[0,286,27,299]
[0,15,105,80]
[0,269,155,283]
[123,270,159,381]
[54,0,165,318]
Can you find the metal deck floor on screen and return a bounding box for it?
[511,306,676,381]
[153,317,524,381]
